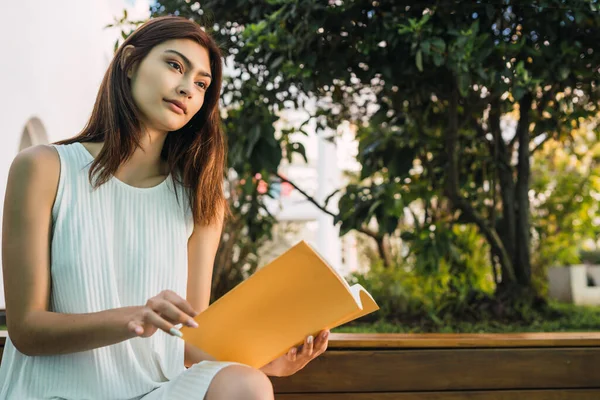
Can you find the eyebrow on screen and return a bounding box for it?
[164,49,212,80]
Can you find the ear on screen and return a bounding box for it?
[121,45,137,78]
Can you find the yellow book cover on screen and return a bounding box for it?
[180,240,379,368]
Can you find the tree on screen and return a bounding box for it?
[147,1,600,302]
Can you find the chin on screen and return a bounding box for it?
[168,123,187,131]
[160,118,187,132]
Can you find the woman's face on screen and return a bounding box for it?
[124,38,212,133]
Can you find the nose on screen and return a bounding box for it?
[178,86,190,97]
[178,80,194,97]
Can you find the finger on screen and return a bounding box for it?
[288,347,297,362]
[304,335,314,357]
[161,290,199,318]
[148,298,198,328]
[318,330,329,343]
[127,321,144,336]
[143,307,183,338]
[316,330,329,353]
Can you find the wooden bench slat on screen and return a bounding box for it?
[272,348,600,393]
[275,389,600,400]
[3,331,600,348]
[328,332,600,348]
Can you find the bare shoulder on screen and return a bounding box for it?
[11,144,60,175]
[7,144,61,200]
[12,143,60,167]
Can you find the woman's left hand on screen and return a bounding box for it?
[260,329,330,377]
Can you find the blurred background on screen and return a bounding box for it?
[1,0,600,333]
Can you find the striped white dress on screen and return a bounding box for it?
[0,142,239,399]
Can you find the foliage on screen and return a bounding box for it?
[223,0,600,297]
[335,301,600,333]
[581,249,600,264]
[530,118,600,293]
[531,120,600,264]
[349,225,494,325]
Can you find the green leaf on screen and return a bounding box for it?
[513,86,526,101]
[291,142,308,163]
[416,50,424,72]
[431,37,446,53]
[368,200,383,218]
[457,73,471,97]
[271,56,285,70]
[397,24,412,35]
[246,125,262,158]
[420,40,432,56]
[400,231,415,241]
[558,66,570,81]
[339,220,353,236]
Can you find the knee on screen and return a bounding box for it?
[205,364,274,400]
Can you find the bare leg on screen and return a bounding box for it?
[204,364,274,400]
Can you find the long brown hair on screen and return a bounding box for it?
[54,16,228,226]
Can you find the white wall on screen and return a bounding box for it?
[0,0,150,309]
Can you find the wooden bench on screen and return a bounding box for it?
[271,333,600,399]
[2,331,600,398]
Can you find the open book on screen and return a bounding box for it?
[180,240,379,368]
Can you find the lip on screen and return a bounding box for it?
[164,99,187,114]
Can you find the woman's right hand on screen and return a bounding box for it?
[125,290,200,338]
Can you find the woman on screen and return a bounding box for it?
[0,16,329,399]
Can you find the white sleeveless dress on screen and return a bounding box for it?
[0,142,240,399]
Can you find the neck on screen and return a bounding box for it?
[81,128,171,187]
[121,131,169,177]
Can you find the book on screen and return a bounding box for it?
[180,240,379,368]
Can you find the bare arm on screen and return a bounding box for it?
[183,208,225,367]
[3,146,195,356]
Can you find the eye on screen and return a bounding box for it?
[195,82,208,89]
[167,61,182,72]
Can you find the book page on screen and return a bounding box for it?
[328,284,380,328]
